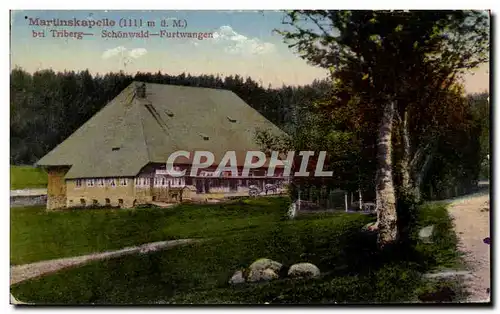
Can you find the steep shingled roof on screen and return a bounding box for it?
[36,82,287,179]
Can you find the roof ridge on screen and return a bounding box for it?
[135,81,234,93]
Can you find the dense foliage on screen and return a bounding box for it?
[272,10,489,247]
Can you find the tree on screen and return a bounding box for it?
[277,10,489,248]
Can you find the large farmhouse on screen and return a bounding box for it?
[36,82,288,210]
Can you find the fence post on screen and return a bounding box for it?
[358,189,363,210]
[298,188,301,212]
[344,192,348,212]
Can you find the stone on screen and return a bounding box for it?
[423,270,474,280]
[288,262,320,279]
[247,268,278,282]
[248,258,283,273]
[229,270,246,285]
[419,225,435,243]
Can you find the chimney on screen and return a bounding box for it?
[135,83,146,98]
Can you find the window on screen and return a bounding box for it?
[80,199,86,206]
[76,179,82,188]
[108,178,116,187]
[119,178,128,186]
[105,198,111,206]
[161,178,166,186]
[135,177,150,187]
[92,199,99,206]
[97,179,105,187]
[118,199,124,207]
[87,179,95,187]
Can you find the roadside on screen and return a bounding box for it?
[447,187,490,302]
[10,188,47,197]
[10,238,200,286]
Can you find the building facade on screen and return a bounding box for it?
[58,164,286,209]
[37,82,288,210]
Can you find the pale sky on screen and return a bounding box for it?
[10,10,489,93]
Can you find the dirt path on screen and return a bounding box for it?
[10,238,200,287]
[10,188,47,196]
[447,191,490,302]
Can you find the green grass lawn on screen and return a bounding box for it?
[10,198,292,265]
[11,198,463,304]
[10,165,48,190]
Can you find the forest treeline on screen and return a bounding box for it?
[10,66,488,202]
[10,68,331,164]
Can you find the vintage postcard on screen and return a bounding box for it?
[9,9,490,305]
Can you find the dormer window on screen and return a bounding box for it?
[112,147,120,151]
[165,109,174,117]
[199,133,209,141]
[227,116,237,123]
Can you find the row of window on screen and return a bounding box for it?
[74,177,283,189]
[154,177,186,187]
[73,177,185,188]
[75,178,128,188]
[134,177,151,186]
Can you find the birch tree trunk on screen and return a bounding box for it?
[413,153,433,203]
[400,110,412,195]
[376,100,398,248]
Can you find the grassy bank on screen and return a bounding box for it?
[11,200,462,304]
[10,198,291,265]
[10,166,48,190]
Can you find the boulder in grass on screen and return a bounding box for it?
[229,270,246,285]
[288,262,320,279]
[248,258,283,273]
[247,268,278,283]
[419,225,435,243]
